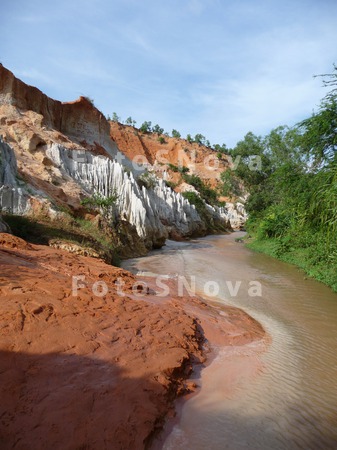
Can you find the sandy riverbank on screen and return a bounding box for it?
[0,233,264,449]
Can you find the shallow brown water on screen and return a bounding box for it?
[123,232,337,450]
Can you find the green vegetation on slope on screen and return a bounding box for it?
[223,65,337,291]
[165,163,225,209]
[3,213,121,266]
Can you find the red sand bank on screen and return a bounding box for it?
[0,233,264,449]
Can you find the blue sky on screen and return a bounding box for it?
[1,0,337,147]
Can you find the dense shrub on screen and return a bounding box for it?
[232,65,337,291]
[182,173,218,206]
[137,171,157,189]
[168,163,189,174]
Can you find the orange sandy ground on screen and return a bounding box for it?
[0,234,264,449]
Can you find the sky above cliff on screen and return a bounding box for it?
[2,0,337,147]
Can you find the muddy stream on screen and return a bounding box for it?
[123,232,337,449]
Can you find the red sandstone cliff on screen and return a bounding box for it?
[0,64,117,156]
[0,67,259,449]
[110,121,229,189]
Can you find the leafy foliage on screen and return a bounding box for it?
[194,134,206,145]
[137,171,157,190]
[225,65,337,290]
[167,163,189,174]
[81,192,118,210]
[125,116,136,126]
[298,97,337,165]
[152,124,164,135]
[3,213,120,266]
[165,180,178,190]
[112,112,120,122]
[220,169,242,197]
[80,192,118,221]
[213,143,228,154]
[139,121,152,133]
[182,191,205,211]
[182,173,219,206]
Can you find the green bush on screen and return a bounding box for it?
[139,121,152,133]
[165,180,177,190]
[80,192,118,221]
[255,206,290,239]
[182,173,218,206]
[194,134,206,145]
[125,116,136,126]
[152,124,164,135]
[3,213,120,266]
[80,192,118,209]
[137,171,157,190]
[167,163,189,174]
[182,191,205,211]
[112,112,120,122]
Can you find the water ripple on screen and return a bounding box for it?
[137,233,337,450]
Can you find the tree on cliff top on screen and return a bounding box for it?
[112,112,120,123]
[125,116,136,126]
[139,121,152,133]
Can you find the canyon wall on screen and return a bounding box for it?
[0,65,240,254]
[0,138,30,215]
[45,143,205,247]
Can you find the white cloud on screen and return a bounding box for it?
[2,0,336,147]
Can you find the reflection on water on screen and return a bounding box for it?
[123,233,337,449]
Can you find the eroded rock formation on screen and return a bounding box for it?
[0,65,238,251]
